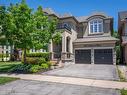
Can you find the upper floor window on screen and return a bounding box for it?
[63,22,75,30]
[63,23,69,27]
[89,19,103,34]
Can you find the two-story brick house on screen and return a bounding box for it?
[44,8,118,65]
[118,11,127,64]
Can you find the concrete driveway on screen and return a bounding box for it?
[0,80,120,95]
[43,64,119,81]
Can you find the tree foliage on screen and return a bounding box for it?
[0,0,58,63]
[0,6,14,45]
[52,32,62,45]
[32,6,57,49]
[113,31,121,64]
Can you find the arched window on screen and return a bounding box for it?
[89,19,103,34]
[63,23,69,27]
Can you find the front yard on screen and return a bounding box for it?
[0,77,19,85]
[0,62,21,73]
[0,61,51,74]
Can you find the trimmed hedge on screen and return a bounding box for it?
[26,57,46,65]
[26,52,50,61]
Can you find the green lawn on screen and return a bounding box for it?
[0,62,21,73]
[121,89,127,95]
[0,77,19,85]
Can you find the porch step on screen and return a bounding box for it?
[62,59,73,63]
[50,59,60,66]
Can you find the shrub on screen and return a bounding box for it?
[9,64,32,73]
[47,61,52,67]
[41,63,49,69]
[121,89,127,95]
[25,57,39,64]
[30,65,42,73]
[38,58,46,64]
[22,57,46,65]
[26,52,50,61]
[9,62,51,73]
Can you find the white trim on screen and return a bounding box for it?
[89,18,103,34]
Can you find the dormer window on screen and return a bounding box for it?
[89,19,103,34]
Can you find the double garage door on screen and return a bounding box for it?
[75,49,113,64]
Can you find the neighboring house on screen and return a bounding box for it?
[0,45,11,54]
[44,8,118,65]
[0,45,11,61]
[30,49,46,53]
[118,11,127,64]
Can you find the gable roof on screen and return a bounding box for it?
[43,8,112,23]
[76,16,88,22]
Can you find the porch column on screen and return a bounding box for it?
[62,33,66,52]
[61,32,67,61]
[91,48,94,64]
[113,48,116,65]
[70,39,73,53]
[49,40,53,60]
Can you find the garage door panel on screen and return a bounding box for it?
[75,50,91,64]
[94,49,113,64]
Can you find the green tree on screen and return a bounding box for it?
[0,6,12,45]
[52,32,62,45]
[113,31,121,64]
[32,6,57,50]
[0,5,16,61]
[7,0,57,63]
[8,0,34,63]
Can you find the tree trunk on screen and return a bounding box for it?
[24,48,27,64]
[10,45,14,61]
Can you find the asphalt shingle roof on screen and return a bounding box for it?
[43,8,112,23]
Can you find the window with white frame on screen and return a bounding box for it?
[89,19,103,34]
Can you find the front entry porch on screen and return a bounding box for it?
[49,31,74,63]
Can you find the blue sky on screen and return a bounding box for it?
[1,0,127,30]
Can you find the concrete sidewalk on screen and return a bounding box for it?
[0,74,127,90]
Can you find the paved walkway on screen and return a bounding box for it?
[0,74,127,90]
